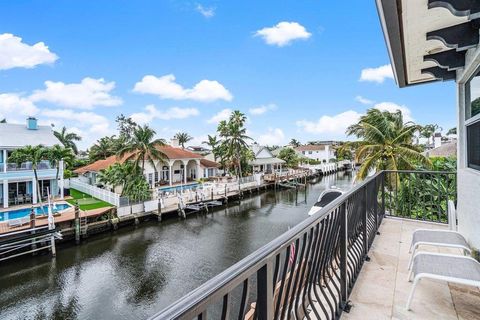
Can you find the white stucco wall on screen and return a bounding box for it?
[456,46,480,250]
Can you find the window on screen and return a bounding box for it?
[308,151,312,154]
[467,121,480,170]
[154,171,159,182]
[465,68,480,170]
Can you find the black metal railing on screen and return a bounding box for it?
[383,170,456,223]
[149,170,456,320]
[150,172,384,320]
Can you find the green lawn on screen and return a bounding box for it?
[66,189,112,211]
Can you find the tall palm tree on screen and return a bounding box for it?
[347,109,430,180]
[54,126,82,154]
[47,145,74,181]
[175,132,193,148]
[117,125,166,173]
[218,111,251,178]
[9,145,49,203]
[203,135,219,161]
[89,136,115,161]
[289,138,301,147]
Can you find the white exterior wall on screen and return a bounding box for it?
[455,45,480,250]
[143,158,201,186]
[297,146,335,162]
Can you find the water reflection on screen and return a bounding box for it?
[0,172,353,320]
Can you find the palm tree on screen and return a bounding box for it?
[347,109,430,180]
[203,135,219,161]
[89,136,115,161]
[218,111,251,178]
[98,162,151,200]
[289,138,301,147]
[54,126,82,154]
[117,125,166,174]
[175,132,193,148]
[9,145,49,203]
[47,145,74,181]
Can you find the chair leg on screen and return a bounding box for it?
[408,245,417,271]
[406,276,420,310]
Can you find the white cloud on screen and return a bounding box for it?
[359,64,394,83]
[257,128,285,146]
[0,33,58,70]
[0,93,39,120]
[355,96,374,105]
[207,108,232,124]
[255,22,311,47]
[133,74,233,102]
[296,110,362,135]
[196,4,215,18]
[249,103,277,115]
[130,105,199,125]
[30,77,122,109]
[374,102,413,122]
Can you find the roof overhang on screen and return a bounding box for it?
[376,0,480,87]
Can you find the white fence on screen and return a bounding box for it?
[69,178,124,207]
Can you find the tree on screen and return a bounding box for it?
[9,145,50,203]
[98,162,151,201]
[217,110,252,178]
[289,139,301,147]
[278,147,299,168]
[447,127,457,135]
[347,109,430,180]
[420,124,442,146]
[116,114,138,138]
[203,135,220,161]
[117,125,166,173]
[471,97,480,118]
[89,136,115,161]
[47,145,74,181]
[175,132,193,148]
[54,126,82,154]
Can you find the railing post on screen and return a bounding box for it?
[339,202,349,308]
[256,260,274,320]
[362,185,369,260]
[374,176,378,230]
[381,172,386,217]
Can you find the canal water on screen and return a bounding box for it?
[0,171,354,320]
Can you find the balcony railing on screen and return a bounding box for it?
[3,160,53,171]
[149,170,456,320]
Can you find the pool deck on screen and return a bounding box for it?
[0,206,112,234]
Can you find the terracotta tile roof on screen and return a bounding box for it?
[295,145,326,151]
[74,145,203,174]
[200,158,220,168]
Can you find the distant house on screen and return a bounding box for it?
[422,141,457,158]
[294,144,336,162]
[186,146,210,156]
[200,159,220,178]
[75,145,220,187]
[249,143,285,173]
[0,117,63,208]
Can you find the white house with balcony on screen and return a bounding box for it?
[294,144,336,162]
[0,118,63,209]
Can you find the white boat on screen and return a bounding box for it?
[308,188,344,216]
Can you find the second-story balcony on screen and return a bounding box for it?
[3,160,53,171]
[147,170,479,320]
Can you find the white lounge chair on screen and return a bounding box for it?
[408,200,471,269]
[407,252,480,310]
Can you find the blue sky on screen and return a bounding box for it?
[0,0,456,149]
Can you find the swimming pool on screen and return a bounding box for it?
[0,203,72,222]
[158,183,201,193]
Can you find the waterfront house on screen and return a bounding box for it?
[75,145,219,188]
[0,118,63,208]
[200,158,220,178]
[294,143,336,163]
[248,143,285,174]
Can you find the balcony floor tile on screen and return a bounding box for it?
[341,217,480,320]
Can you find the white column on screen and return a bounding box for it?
[3,180,8,208]
[32,178,37,204]
[183,161,188,184]
[3,150,6,173]
[196,160,202,179]
[59,160,64,199]
[169,162,173,186]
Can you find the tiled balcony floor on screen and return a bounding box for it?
[342,217,480,320]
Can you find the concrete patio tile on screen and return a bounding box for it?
[340,217,480,320]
